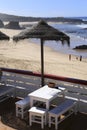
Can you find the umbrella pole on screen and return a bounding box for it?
[41,39,44,86]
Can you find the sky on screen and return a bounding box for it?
[0,0,87,17]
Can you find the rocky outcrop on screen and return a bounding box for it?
[73,45,87,50]
[0,31,9,40]
[0,19,4,28]
[4,21,22,29]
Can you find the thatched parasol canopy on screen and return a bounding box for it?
[0,31,10,40]
[13,20,70,43]
[13,20,70,86]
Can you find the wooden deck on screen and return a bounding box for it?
[0,68,87,130]
[0,98,87,130]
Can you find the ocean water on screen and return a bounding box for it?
[50,23,87,57]
[32,22,87,58]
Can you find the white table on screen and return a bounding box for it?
[28,85,61,110]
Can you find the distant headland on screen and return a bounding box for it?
[0,13,87,24]
[73,45,87,50]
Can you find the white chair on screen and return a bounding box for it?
[15,96,30,119]
[28,107,47,129]
[48,99,77,130]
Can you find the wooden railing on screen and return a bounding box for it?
[1,67,87,85]
[0,67,87,113]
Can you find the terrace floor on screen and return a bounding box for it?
[0,98,87,130]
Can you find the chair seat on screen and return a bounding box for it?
[28,107,47,129]
[15,97,30,107]
[49,99,76,115]
[15,97,30,119]
[48,99,77,130]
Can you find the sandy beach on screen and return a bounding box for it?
[0,28,87,81]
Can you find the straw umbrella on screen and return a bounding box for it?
[13,20,70,86]
[0,31,10,40]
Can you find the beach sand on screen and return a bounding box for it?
[0,28,87,81]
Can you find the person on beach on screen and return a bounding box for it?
[80,55,82,61]
[69,54,71,61]
[76,57,78,60]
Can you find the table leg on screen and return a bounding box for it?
[46,101,49,110]
[29,113,32,126]
[41,115,44,129]
[30,98,33,107]
[55,116,58,130]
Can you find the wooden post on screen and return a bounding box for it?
[41,39,44,86]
